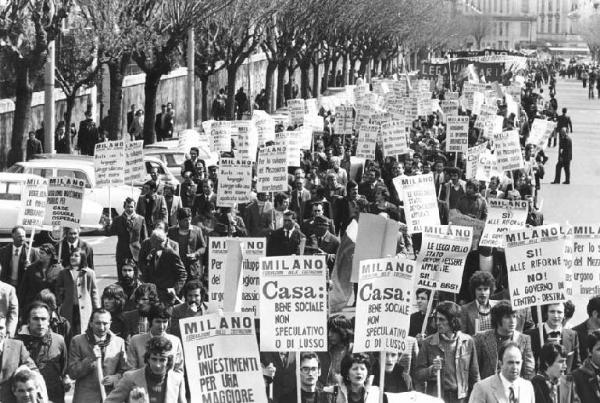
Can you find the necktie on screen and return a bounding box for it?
[509,386,517,403]
[70,244,75,253]
[14,248,19,257]
[285,230,290,239]
[547,331,561,339]
[281,353,288,368]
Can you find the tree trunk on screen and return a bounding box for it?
[265,60,277,113]
[108,59,126,141]
[142,69,162,145]
[276,61,286,109]
[64,93,76,154]
[226,64,238,120]
[358,57,369,78]
[300,60,310,99]
[322,56,331,93]
[342,55,348,86]
[201,74,209,121]
[349,58,357,84]
[9,61,33,166]
[312,59,319,98]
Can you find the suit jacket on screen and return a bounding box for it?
[60,239,94,269]
[572,320,591,363]
[136,194,168,228]
[243,200,273,237]
[267,227,305,257]
[289,188,311,220]
[105,368,186,403]
[192,192,217,217]
[300,217,336,238]
[333,197,367,236]
[26,138,43,160]
[107,213,148,263]
[260,352,297,403]
[165,195,183,227]
[559,135,573,161]
[0,243,39,291]
[139,239,179,280]
[68,332,129,402]
[531,374,571,403]
[469,374,535,403]
[0,281,18,337]
[473,330,535,380]
[126,332,184,373]
[460,300,498,336]
[0,339,38,403]
[573,358,600,403]
[525,326,581,373]
[169,302,205,338]
[143,247,187,295]
[56,267,100,334]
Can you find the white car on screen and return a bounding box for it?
[144,142,219,182]
[0,173,103,235]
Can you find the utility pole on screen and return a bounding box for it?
[44,40,56,154]
[186,28,195,130]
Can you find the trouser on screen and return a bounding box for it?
[554,159,571,183]
[547,130,557,147]
[583,79,587,88]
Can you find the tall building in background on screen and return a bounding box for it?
[461,0,539,50]
[536,0,587,50]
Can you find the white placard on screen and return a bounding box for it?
[381,121,409,156]
[571,225,600,301]
[43,177,85,229]
[216,158,253,208]
[287,99,306,126]
[124,141,145,184]
[19,178,48,229]
[446,116,469,153]
[231,120,258,160]
[209,121,232,153]
[493,129,524,171]
[256,145,288,193]
[479,199,528,248]
[356,124,379,160]
[393,173,440,234]
[94,140,125,187]
[252,111,276,145]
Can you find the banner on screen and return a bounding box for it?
[259,256,327,351]
[381,121,409,157]
[571,225,600,300]
[43,177,85,229]
[123,141,145,184]
[256,145,287,193]
[479,199,528,248]
[179,313,268,403]
[393,173,440,234]
[466,143,488,180]
[493,129,524,171]
[19,177,48,229]
[94,140,125,187]
[416,225,473,293]
[216,158,253,208]
[448,209,485,250]
[356,124,379,160]
[208,237,266,316]
[354,257,415,353]
[505,224,567,310]
[446,116,469,153]
[421,60,505,82]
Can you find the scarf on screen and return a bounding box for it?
[85,328,112,362]
[20,331,53,370]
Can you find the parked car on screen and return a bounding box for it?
[0,172,103,235]
[144,139,219,182]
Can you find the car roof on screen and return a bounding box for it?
[30,152,163,164]
[0,172,45,182]
[16,158,94,169]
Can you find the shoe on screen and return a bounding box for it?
[563,181,570,184]
[551,181,560,184]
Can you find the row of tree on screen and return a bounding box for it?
[0,0,484,162]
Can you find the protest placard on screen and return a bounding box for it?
[303,114,324,135]
[381,121,409,157]
[527,119,557,149]
[256,145,288,193]
[440,100,459,119]
[287,99,306,126]
[448,209,485,250]
[445,116,469,153]
[179,313,268,403]
[259,255,327,351]
[230,121,258,160]
[356,124,379,160]
[493,129,524,171]
[393,173,440,234]
[209,121,232,153]
[479,199,528,248]
[334,105,354,135]
[354,257,415,353]
[252,110,276,145]
[94,140,125,187]
[216,158,253,208]
[466,143,488,180]
[416,225,473,293]
[208,237,266,316]
[475,148,501,183]
[571,225,600,300]
[19,177,48,229]
[446,91,459,100]
[43,177,85,229]
[123,141,145,184]
[305,98,318,115]
[562,225,574,299]
[275,131,301,167]
[505,224,567,310]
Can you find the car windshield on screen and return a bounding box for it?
[0,182,22,201]
[57,169,92,188]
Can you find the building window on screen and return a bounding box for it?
[548,0,552,12]
[505,41,509,49]
[521,22,529,37]
[499,21,503,36]
[555,15,560,33]
[521,1,529,14]
[499,0,503,13]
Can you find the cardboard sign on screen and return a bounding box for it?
[475,149,501,183]
[446,116,469,153]
[393,174,440,234]
[208,237,266,316]
[231,121,258,160]
[416,225,473,293]
[252,110,276,145]
[441,100,459,119]
[259,256,328,351]
[94,140,125,187]
[334,105,354,135]
[466,143,488,180]
[287,99,306,126]
[19,177,48,229]
[209,121,232,153]
[528,119,557,150]
[354,257,415,353]
[381,121,409,157]
[356,124,379,160]
[43,177,85,229]
[179,313,268,403]
[479,199,528,248]
[505,224,567,310]
[562,225,574,299]
[571,225,600,301]
[303,114,324,135]
[275,131,301,167]
[216,158,253,208]
[123,141,145,184]
[256,145,287,193]
[493,129,524,171]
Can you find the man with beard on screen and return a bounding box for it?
[122,283,159,339]
[112,259,143,311]
[16,302,70,403]
[169,280,208,338]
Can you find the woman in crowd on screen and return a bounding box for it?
[20,243,62,309]
[101,284,128,339]
[322,353,380,403]
[55,248,100,335]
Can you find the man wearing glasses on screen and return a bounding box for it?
[279,352,324,403]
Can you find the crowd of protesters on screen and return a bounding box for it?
[3,58,600,403]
